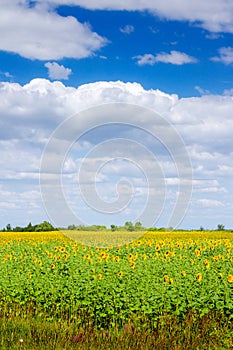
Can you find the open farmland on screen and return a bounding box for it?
[0,230,233,349]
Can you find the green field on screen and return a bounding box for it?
[0,230,233,349]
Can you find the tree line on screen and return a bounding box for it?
[1,221,57,232]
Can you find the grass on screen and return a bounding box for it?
[0,310,232,350]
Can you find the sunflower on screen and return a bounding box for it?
[227,274,233,283]
[51,263,55,269]
[164,275,169,283]
[204,259,210,268]
[130,262,136,269]
[196,273,202,282]
[118,271,123,278]
[195,250,201,257]
[97,273,102,280]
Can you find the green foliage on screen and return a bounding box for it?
[1,221,57,232]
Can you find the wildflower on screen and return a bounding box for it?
[227,275,233,283]
[196,273,202,282]
[97,273,102,279]
[118,271,123,278]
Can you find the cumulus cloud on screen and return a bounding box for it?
[0,1,107,60]
[1,79,233,228]
[134,51,198,66]
[37,0,233,33]
[45,62,72,80]
[120,25,135,34]
[211,47,233,65]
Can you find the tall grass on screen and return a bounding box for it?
[0,307,232,350]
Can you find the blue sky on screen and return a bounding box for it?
[0,0,233,230]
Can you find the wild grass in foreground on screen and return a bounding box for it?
[0,310,232,350]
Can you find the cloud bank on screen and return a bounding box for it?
[0,79,233,228]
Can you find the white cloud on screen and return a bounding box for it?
[134,51,198,66]
[194,86,210,95]
[1,79,233,228]
[0,70,13,79]
[197,199,224,207]
[223,88,233,96]
[120,25,134,34]
[211,47,233,65]
[37,0,233,33]
[45,62,72,80]
[0,1,107,60]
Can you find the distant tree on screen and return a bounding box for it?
[134,222,142,231]
[217,224,225,231]
[6,224,12,232]
[35,221,56,232]
[125,221,134,232]
[200,226,204,231]
[110,224,117,232]
[68,224,76,230]
[26,222,34,232]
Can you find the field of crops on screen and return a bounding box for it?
[0,230,233,349]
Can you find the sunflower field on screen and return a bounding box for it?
[0,229,233,332]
